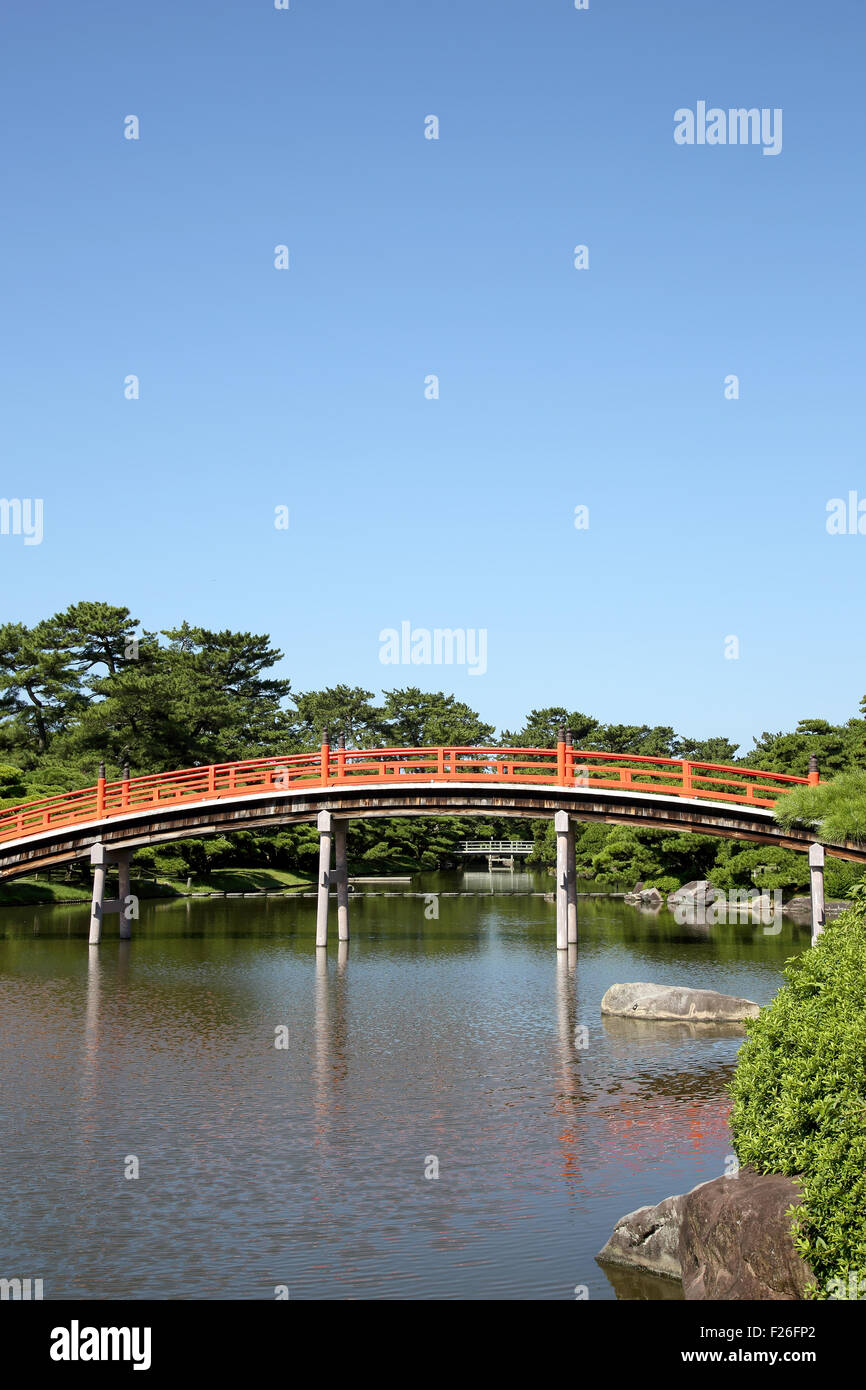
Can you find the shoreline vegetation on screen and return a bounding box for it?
[0,868,631,909]
[0,867,314,907]
[729,889,866,1298]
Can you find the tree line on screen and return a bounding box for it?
[2,601,865,893]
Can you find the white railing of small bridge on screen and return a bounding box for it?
[457,841,535,853]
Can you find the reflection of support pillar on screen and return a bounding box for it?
[316,810,333,949]
[88,843,107,945]
[313,944,329,1122]
[555,810,569,950]
[117,851,132,941]
[335,821,349,942]
[566,819,577,945]
[809,843,826,946]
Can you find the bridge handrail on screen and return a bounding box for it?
[458,840,535,850]
[0,745,814,846]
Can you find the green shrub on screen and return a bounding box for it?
[824,860,866,900]
[0,763,27,803]
[729,885,866,1297]
[641,876,680,894]
[774,769,866,844]
[708,845,807,895]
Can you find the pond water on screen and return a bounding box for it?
[0,872,804,1300]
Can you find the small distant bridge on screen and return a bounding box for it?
[0,734,846,948]
[458,840,534,854]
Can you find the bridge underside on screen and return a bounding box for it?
[1,780,862,878]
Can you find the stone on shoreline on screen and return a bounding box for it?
[596,1190,693,1280]
[624,887,663,906]
[680,1168,810,1300]
[597,1168,812,1300]
[600,982,760,1023]
[666,879,711,907]
[783,895,848,922]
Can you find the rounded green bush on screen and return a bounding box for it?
[729,885,866,1298]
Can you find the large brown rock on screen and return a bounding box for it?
[679,1167,812,1300]
[597,1167,813,1299]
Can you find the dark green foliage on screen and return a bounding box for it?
[0,621,84,755]
[379,688,495,747]
[0,762,28,808]
[747,718,866,778]
[774,770,866,846]
[292,686,384,748]
[709,846,809,894]
[729,888,866,1297]
[825,859,866,899]
[501,707,600,748]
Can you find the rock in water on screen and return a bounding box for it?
[600,982,760,1023]
[597,1168,812,1299]
[596,1191,692,1280]
[680,1168,811,1300]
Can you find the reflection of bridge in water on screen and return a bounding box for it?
[460,870,541,894]
[0,733,844,948]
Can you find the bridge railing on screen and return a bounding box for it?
[458,841,535,852]
[0,744,814,845]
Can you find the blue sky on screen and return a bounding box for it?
[1,0,864,751]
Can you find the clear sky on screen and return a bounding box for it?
[1,0,864,751]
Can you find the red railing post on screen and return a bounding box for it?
[565,730,574,787]
[337,732,346,782]
[208,764,216,794]
[556,728,566,786]
[96,761,106,819]
[681,760,692,797]
[121,761,130,811]
[808,753,820,787]
[320,728,330,784]
[437,747,445,777]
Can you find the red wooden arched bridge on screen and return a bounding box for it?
[0,736,849,947]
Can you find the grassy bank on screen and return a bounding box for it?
[0,866,313,907]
